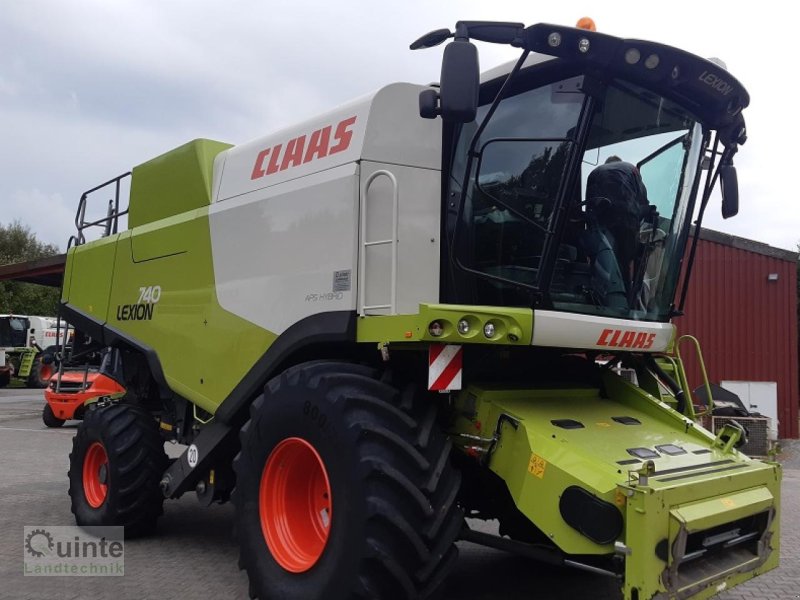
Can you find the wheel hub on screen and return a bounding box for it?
[83,441,109,508]
[259,437,332,573]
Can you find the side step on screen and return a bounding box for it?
[159,422,236,499]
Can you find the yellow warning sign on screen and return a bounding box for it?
[528,454,547,479]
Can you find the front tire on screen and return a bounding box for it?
[233,362,463,600]
[68,404,168,537]
[42,403,65,428]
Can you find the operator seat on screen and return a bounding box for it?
[581,160,650,309]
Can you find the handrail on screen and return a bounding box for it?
[675,334,714,419]
[359,169,399,316]
[71,172,131,247]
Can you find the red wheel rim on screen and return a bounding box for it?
[40,364,53,382]
[259,437,332,572]
[83,442,109,508]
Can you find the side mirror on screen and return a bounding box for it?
[439,39,479,123]
[720,163,739,219]
[419,89,439,119]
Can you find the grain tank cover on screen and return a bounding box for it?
[129,138,232,228]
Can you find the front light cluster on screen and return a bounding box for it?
[427,316,520,343]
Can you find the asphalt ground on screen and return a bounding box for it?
[1,388,798,599]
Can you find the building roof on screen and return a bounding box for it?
[698,228,798,263]
[0,254,66,287]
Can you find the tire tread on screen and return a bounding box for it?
[234,361,464,599]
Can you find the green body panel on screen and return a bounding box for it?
[62,236,119,318]
[61,249,74,303]
[622,467,779,599]
[128,139,232,229]
[670,487,773,534]
[357,304,533,345]
[63,138,274,414]
[103,209,274,413]
[450,370,780,599]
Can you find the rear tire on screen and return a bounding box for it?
[27,353,53,388]
[42,403,65,428]
[68,404,168,537]
[233,361,463,600]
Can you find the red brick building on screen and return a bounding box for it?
[674,229,798,438]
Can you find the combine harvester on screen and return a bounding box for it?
[58,18,779,600]
[0,314,67,388]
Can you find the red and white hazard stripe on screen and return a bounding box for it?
[428,344,462,391]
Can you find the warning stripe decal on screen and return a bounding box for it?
[428,344,462,391]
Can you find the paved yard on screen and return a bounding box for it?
[1,388,797,599]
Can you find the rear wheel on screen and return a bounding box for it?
[42,403,65,428]
[27,353,54,388]
[68,404,168,537]
[233,362,463,600]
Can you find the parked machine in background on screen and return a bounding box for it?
[56,18,779,600]
[42,348,126,427]
[0,314,69,388]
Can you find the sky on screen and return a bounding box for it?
[1,0,798,252]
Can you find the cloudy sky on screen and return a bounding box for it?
[1,1,797,252]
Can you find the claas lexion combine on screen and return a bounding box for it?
[58,18,779,600]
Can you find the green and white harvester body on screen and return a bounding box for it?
[60,20,779,600]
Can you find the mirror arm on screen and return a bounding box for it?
[675,136,721,315]
[465,50,530,159]
[449,51,530,282]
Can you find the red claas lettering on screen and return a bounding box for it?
[329,116,356,154]
[596,329,658,350]
[250,117,357,180]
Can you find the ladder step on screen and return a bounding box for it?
[18,351,35,377]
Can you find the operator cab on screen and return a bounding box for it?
[431,22,747,324]
[0,316,30,348]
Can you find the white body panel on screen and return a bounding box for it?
[360,161,441,316]
[213,83,441,203]
[531,310,674,352]
[209,83,443,334]
[209,164,360,333]
[721,380,779,440]
[213,96,371,202]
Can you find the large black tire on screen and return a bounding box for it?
[68,404,168,538]
[42,403,65,428]
[27,353,53,388]
[0,369,9,388]
[233,362,463,600]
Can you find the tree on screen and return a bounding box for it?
[0,221,61,315]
